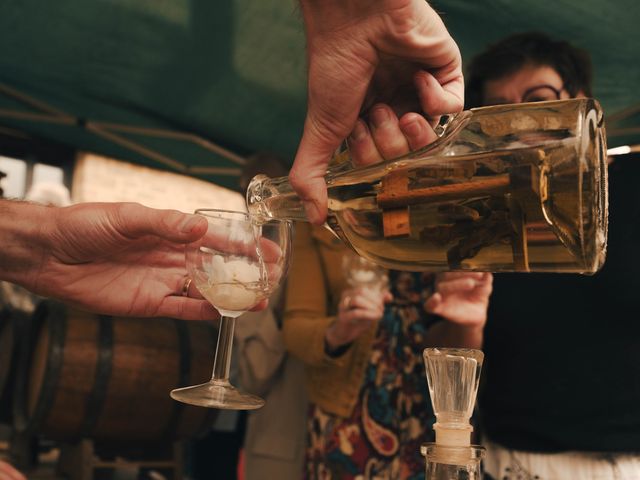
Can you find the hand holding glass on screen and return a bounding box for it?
[170,209,291,409]
[342,251,389,292]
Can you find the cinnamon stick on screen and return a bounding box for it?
[378,173,510,208]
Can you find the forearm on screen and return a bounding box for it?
[0,200,53,289]
[424,321,484,350]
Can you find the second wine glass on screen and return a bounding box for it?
[170,209,291,410]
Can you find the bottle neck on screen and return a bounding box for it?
[245,114,472,223]
[422,444,485,480]
[246,174,309,222]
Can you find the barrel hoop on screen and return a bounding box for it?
[161,318,190,440]
[21,301,67,435]
[77,314,113,439]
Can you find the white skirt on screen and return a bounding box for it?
[483,438,640,480]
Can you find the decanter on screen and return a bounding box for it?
[247,99,608,273]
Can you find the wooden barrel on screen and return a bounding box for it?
[13,301,218,443]
[0,308,14,422]
[0,307,30,424]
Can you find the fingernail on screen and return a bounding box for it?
[371,105,391,129]
[349,120,368,142]
[180,215,202,233]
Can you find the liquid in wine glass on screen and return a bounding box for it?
[170,209,291,410]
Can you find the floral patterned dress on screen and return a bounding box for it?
[305,271,440,480]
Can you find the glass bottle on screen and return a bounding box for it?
[422,445,484,480]
[421,348,485,480]
[247,98,608,273]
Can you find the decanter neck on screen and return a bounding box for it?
[246,174,309,222]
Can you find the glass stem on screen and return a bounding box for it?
[211,316,235,383]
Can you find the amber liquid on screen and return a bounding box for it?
[323,146,601,273]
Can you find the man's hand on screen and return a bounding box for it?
[2,201,220,320]
[290,0,463,223]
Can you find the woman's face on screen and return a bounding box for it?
[482,64,583,106]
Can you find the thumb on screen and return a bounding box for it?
[112,203,208,243]
[289,119,339,225]
[289,108,348,225]
[290,52,373,225]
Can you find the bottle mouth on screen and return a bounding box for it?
[246,174,271,220]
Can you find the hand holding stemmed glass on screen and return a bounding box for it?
[170,209,291,410]
[342,252,389,291]
[324,252,392,353]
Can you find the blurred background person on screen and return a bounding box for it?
[235,153,308,480]
[466,32,640,480]
[283,107,493,479]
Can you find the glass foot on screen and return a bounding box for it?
[170,381,265,410]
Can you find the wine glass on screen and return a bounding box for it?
[170,209,291,409]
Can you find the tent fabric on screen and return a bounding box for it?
[437,0,640,150]
[0,0,638,189]
[0,0,308,189]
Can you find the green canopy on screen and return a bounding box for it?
[439,0,640,150]
[0,0,638,189]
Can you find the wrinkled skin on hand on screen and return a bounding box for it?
[290,0,463,224]
[22,202,221,320]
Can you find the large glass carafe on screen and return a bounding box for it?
[248,99,608,273]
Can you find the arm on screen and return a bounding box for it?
[325,286,392,352]
[289,0,463,223]
[0,200,219,320]
[283,224,389,365]
[282,223,339,366]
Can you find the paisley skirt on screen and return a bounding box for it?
[305,272,439,480]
